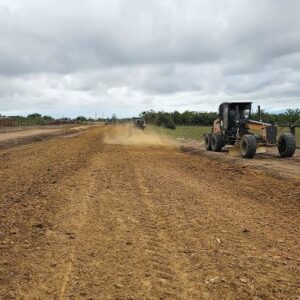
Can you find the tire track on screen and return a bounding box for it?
[59,251,75,299]
[58,166,101,299]
[128,149,300,299]
[131,160,192,299]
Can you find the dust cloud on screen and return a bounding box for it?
[103,125,176,147]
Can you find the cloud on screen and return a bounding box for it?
[0,0,299,117]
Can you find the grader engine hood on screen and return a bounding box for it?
[247,120,277,145]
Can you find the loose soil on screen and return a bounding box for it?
[0,126,299,300]
[181,140,300,182]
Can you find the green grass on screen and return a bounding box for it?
[148,125,300,146]
[147,125,209,141]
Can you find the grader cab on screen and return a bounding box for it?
[204,102,296,158]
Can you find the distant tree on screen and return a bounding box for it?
[283,108,300,135]
[27,113,42,119]
[76,116,87,123]
[111,113,118,125]
[181,111,194,125]
[43,115,53,120]
[154,113,176,130]
[140,110,156,124]
[284,108,300,123]
[172,111,182,124]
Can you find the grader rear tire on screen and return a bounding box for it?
[204,134,212,151]
[278,133,296,157]
[240,135,257,158]
[211,134,224,152]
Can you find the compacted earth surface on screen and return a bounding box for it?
[0,125,94,149]
[0,126,299,300]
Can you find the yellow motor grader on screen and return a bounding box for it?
[204,102,296,158]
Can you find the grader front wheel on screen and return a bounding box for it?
[240,135,257,158]
[278,133,296,157]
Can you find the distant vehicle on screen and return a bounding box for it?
[133,118,146,130]
[204,102,296,158]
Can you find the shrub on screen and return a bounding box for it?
[154,113,176,130]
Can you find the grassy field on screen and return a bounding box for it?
[148,125,300,145]
[147,125,209,141]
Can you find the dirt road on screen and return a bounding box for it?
[0,126,299,299]
[0,125,94,149]
[181,140,300,182]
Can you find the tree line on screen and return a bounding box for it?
[0,113,107,126]
[1,108,299,130]
[140,108,300,130]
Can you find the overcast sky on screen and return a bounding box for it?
[0,0,300,118]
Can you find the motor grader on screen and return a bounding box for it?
[204,102,296,158]
[133,118,146,130]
